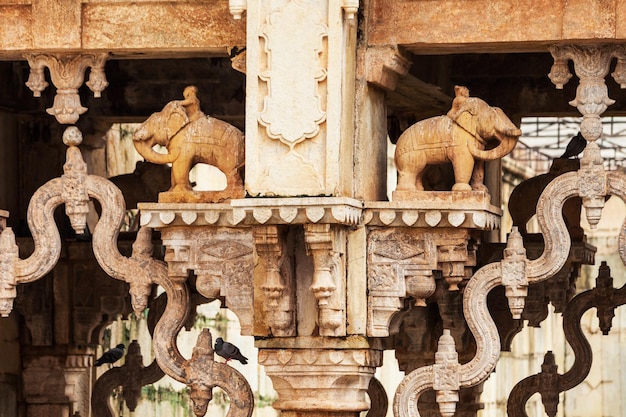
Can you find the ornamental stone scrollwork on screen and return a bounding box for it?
[92,340,165,417]
[161,226,255,335]
[507,261,626,417]
[184,330,254,417]
[393,168,581,416]
[24,53,109,124]
[0,125,166,322]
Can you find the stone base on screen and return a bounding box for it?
[392,190,492,206]
[158,188,245,203]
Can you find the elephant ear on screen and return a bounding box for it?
[451,109,478,138]
[165,102,190,139]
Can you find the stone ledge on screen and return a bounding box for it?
[364,197,501,230]
[138,197,363,228]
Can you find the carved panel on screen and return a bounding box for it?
[259,1,327,146]
[161,226,254,335]
[367,227,477,337]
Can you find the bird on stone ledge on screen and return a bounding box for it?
[214,337,248,365]
[559,132,587,159]
[94,344,125,367]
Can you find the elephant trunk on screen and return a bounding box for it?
[468,133,519,161]
[133,136,178,165]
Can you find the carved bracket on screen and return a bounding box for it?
[366,228,477,337]
[25,53,109,124]
[304,223,346,336]
[365,45,411,91]
[253,225,295,337]
[161,226,255,335]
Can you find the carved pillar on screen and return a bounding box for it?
[253,225,295,336]
[22,347,94,417]
[24,53,109,124]
[243,1,357,196]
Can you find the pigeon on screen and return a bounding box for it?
[214,337,248,364]
[559,132,587,159]
[94,344,125,367]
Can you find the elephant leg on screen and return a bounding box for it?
[171,160,193,192]
[451,154,473,191]
[396,158,426,192]
[470,160,488,192]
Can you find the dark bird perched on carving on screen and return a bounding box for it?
[94,344,125,366]
[560,132,587,159]
[214,337,248,364]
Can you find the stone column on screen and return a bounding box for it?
[243,0,358,197]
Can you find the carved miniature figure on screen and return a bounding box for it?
[133,86,245,202]
[394,86,521,194]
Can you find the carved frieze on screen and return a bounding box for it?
[139,197,362,228]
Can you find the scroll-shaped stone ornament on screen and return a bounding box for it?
[91,340,165,417]
[393,174,577,417]
[0,125,166,318]
[133,86,245,203]
[507,262,626,417]
[393,85,521,196]
[185,329,254,417]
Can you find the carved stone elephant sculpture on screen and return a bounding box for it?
[394,86,522,192]
[133,100,245,197]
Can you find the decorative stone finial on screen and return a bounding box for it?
[24,53,109,124]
